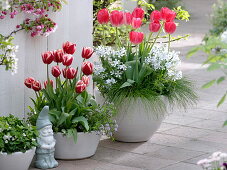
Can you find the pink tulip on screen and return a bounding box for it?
[82,47,94,59]
[42,51,54,64]
[62,67,77,79]
[149,21,161,32]
[129,31,144,45]
[51,66,61,77]
[97,8,109,24]
[132,7,145,19]
[164,22,176,34]
[53,49,64,63]
[24,77,35,88]
[44,80,53,88]
[124,12,132,25]
[62,54,73,66]
[110,10,124,27]
[32,80,42,91]
[75,80,86,93]
[62,41,76,55]
[161,7,176,22]
[131,18,142,29]
[81,61,94,75]
[82,75,90,87]
[150,10,161,22]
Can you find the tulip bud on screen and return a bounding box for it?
[131,18,142,29]
[62,54,73,66]
[97,8,109,24]
[129,31,144,45]
[149,21,161,32]
[75,80,86,93]
[24,77,35,88]
[124,12,132,25]
[81,61,94,75]
[110,10,124,27]
[150,10,161,22]
[53,49,64,63]
[62,41,76,55]
[161,7,176,22]
[42,51,54,64]
[32,80,42,91]
[82,75,90,87]
[44,80,53,88]
[132,7,145,20]
[62,67,77,79]
[51,66,61,77]
[82,47,94,59]
[164,22,176,34]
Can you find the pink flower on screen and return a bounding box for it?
[62,67,77,79]
[132,7,145,20]
[164,22,177,34]
[97,8,109,24]
[51,66,61,77]
[129,31,144,45]
[42,51,54,64]
[81,61,94,75]
[24,77,35,88]
[124,12,132,25]
[75,80,86,93]
[150,10,161,22]
[32,80,42,91]
[82,47,94,59]
[110,10,124,27]
[131,18,142,29]
[53,49,64,63]
[62,54,73,66]
[149,21,161,32]
[161,7,176,22]
[82,75,90,86]
[44,80,53,88]
[62,41,76,55]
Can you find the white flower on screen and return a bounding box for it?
[106,78,116,85]
[118,64,127,70]
[0,0,10,10]
[22,133,26,137]
[3,134,12,140]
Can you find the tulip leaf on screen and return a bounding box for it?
[120,79,135,89]
[217,76,225,84]
[67,129,77,143]
[72,116,89,131]
[217,93,227,107]
[223,120,227,127]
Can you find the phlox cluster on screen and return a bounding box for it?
[94,46,128,87]
[145,44,182,81]
[197,152,227,170]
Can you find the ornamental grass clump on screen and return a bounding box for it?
[0,115,38,154]
[25,41,117,142]
[94,7,197,114]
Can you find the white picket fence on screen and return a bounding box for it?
[0,0,93,118]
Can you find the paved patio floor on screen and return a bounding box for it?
[30,0,227,169]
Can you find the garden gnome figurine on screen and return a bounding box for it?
[35,106,58,169]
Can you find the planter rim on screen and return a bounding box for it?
[55,131,99,135]
[0,147,36,156]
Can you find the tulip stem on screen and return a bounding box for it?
[55,77,58,89]
[146,32,153,49]
[47,64,49,81]
[168,34,171,52]
[115,27,121,48]
[149,23,163,50]
[102,25,106,46]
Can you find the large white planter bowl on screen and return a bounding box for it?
[95,90,165,142]
[54,131,101,160]
[114,98,165,142]
[0,147,36,170]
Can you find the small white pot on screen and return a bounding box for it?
[95,90,165,143]
[54,131,101,160]
[0,147,36,170]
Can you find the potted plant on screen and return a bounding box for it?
[0,115,38,170]
[25,41,117,159]
[93,7,197,142]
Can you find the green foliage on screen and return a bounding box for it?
[0,35,18,73]
[187,35,227,124]
[0,115,38,154]
[209,0,227,37]
[173,6,190,21]
[149,0,183,11]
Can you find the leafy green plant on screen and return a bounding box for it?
[187,34,227,126]
[0,115,38,154]
[26,41,117,142]
[94,7,197,115]
[209,0,227,37]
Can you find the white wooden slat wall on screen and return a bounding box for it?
[0,0,93,118]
